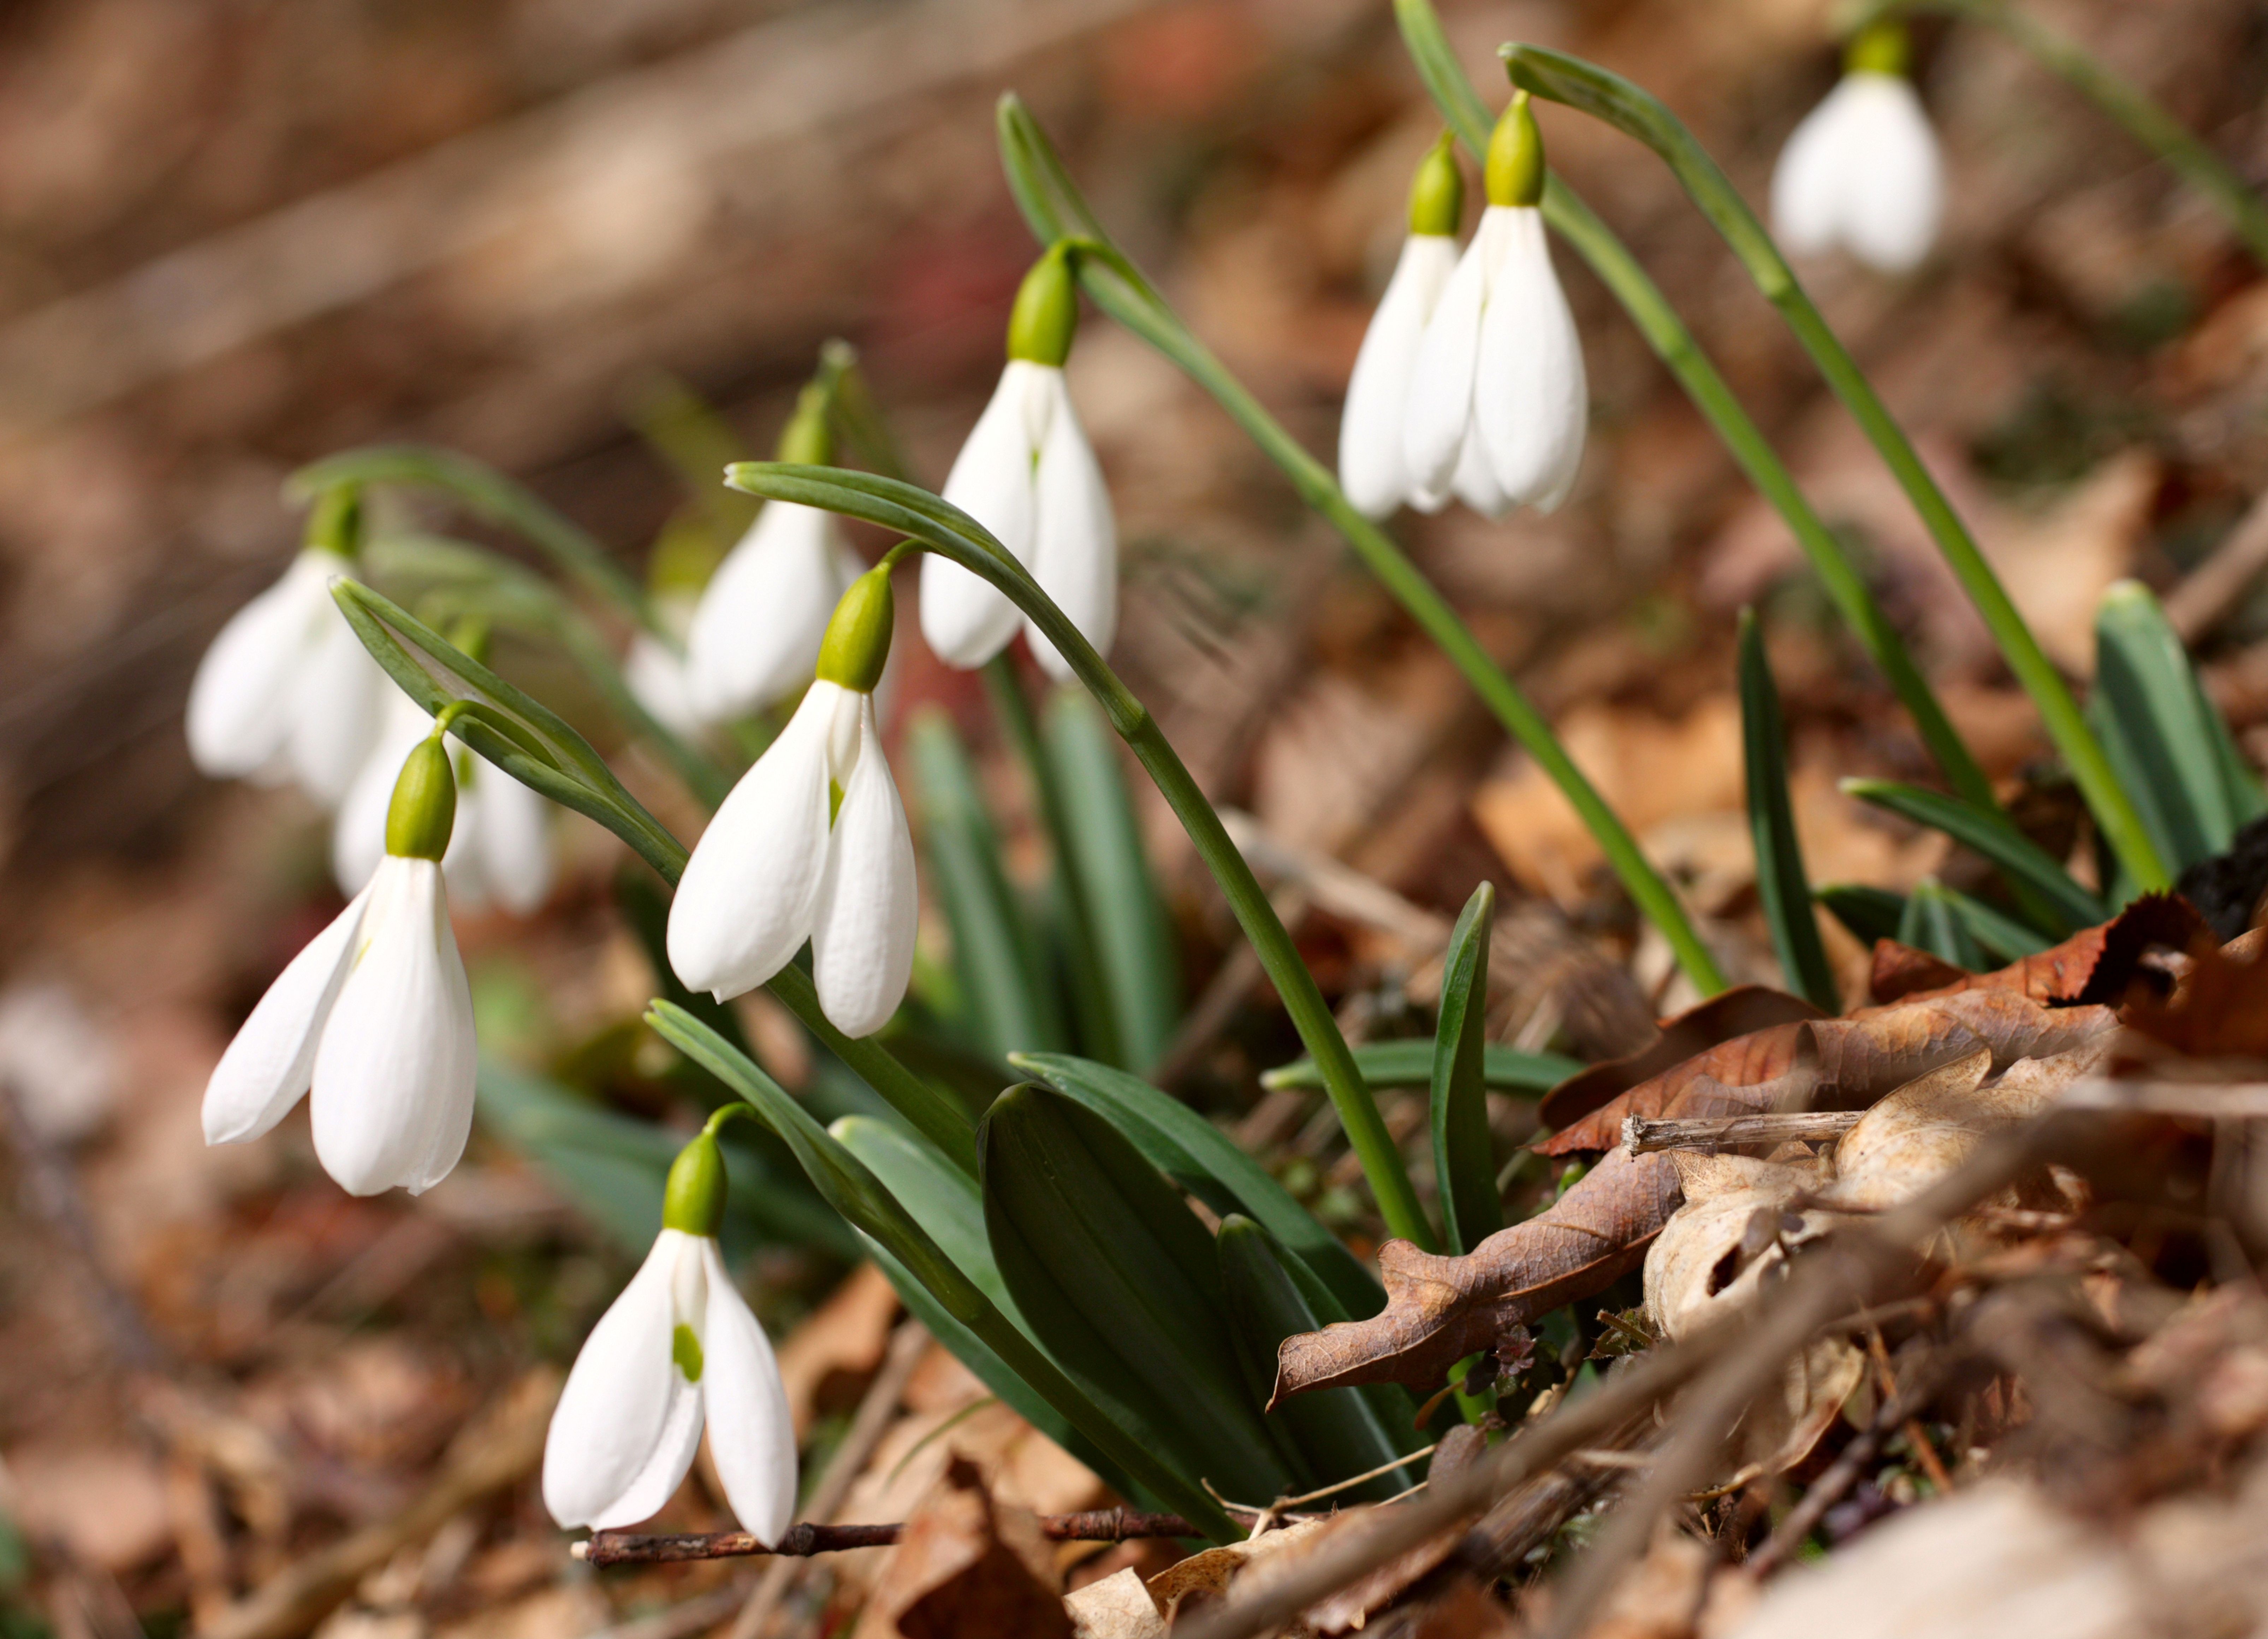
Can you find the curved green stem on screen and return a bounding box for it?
[1858,0,2268,265]
[1503,42,2169,893]
[727,461,1439,1252]
[995,99,1727,999]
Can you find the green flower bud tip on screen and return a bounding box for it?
[1407,133,1463,238]
[661,1129,728,1237]
[305,485,363,561]
[385,735,457,860]
[1484,90,1545,209]
[814,566,894,693]
[445,615,492,667]
[1845,19,1908,77]
[1005,245,1078,367]
[775,381,834,467]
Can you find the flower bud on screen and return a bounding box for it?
[1484,90,1545,209]
[814,566,894,694]
[446,615,492,666]
[305,484,363,561]
[775,382,834,467]
[661,1129,727,1237]
[1408,133,1465,237]
[1005,246,1078,368]
[1845,19,1908,76]
[385,735,458,861]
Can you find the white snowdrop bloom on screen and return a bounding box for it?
[203,734,478,1196]
[1340,136,1465,519]
[335,693,556,915]
[543,1129,795,1539]
[1771,24,1943,275]
[186,496,388,807]
[686,499,863,724]
[625,631,704,741]
[669,569,916,1037]
[1403,93,1587,517]
[920,248,1116,681]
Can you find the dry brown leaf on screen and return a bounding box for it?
[1538,987,1829,1134]
[853,1455,1069,1639]
[1062,1568,1166,1639]
[777,1261,902,1440]
[1146,1517,1335,1627]
[1819,1047,1995,1212]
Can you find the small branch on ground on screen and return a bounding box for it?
[577,1510,1200,1567]
[1623,1111,1863,1154]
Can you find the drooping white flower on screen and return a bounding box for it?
[686,500,864,723]
[335,693,555,915]
[625,631,705,741]
[203,733,477,1196]
[1403,93,1587,517]
[1340,136,1465,519]
[1771,24,1943,275]
[187,520,388,807]
[920,249,1116,681]
[669,569,916,1037]
[542,1130,795,1539]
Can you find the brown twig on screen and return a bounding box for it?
[2166,488,2268,642]
[1866,1330,1953,1494]
[1623,1111,1863,1155]
[577,1509,1198,1567]
[1748,1354,1947,1577]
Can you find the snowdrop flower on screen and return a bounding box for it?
[1340,135,1465,519]
[920,245,1116,681]
[334,690,554,915]
[186,487,388,806]
[543,1117,795,1538]
[625,627,704,741]
[202,725,478,1196]
[669,567,916,1036]
[1404,93,1587,517]
[685,390,865,722]
[1771,22,1943,275]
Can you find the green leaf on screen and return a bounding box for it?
[1216,1217,1419,1499]
[1431,884,1503,1255]
[981,1083,1302,1503]
[1844,779,2103,934]
[1260,1042,1580,1094]
[1896,878,1984,970]
[907,708,1068,1061]
[647,1002,1236,1539]
[1740,609,1839,1011]
[1941,887,2052,962]
[1008,1052,1384,1320]
[1043,687,1183,1072]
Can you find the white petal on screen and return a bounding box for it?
[811,700,917,1038]
[686,502,848,721]
[1340,233,1459,519]
[1472,206,1588,513]
[666,682,840,1000]
[308,858,478,1195]
[468,759,555,916]
[923,363,1045,668]
[1023,372,1117,682]
[202,887,369,1147]
[1770,81,1853,258]
[1839,75,1942,274]
[625,634,704,741]
[544,1232,702,1529]
[286,581,387,808]
[400,900,479,1194]
[333,696,433,897]
[1449,428,1510,519]
[695,1239,797,1543]
[186,553,332,780]
[1401,229,1491,497]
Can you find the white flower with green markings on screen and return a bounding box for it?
[1772,22,1943,275]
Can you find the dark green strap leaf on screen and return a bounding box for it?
[1431,884,1503,1255]
[1897,878,1984,970]
[1260,1041,1581,1094]
[1740,610,1840,1011]
[1844,778,2103,933]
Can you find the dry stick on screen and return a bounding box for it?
[1747,1354,1947,1578]
[1176,1110,2079,1639]
[1865,1329,1953,1495]
[2166,489,2268,642]
[722,1317,933,1639]
[580,1510,1199,1568]
[1623,1111,1863,1155]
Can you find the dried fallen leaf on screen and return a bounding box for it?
[854,1455,1069,1639]
[1062,1567,1166,1639]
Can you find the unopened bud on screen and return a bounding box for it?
[1845,19,1908,76]
[776,382,834,467]
[814,566,895,693]
[305,485,363,561]
[385,735,458,860]
[1484,90,1545,209]
[1408,133,1465,237]
[661,1129,727,1237]
[1005,245,1078,367]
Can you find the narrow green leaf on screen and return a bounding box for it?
[1819,878,2045,965]
[1815,883,1906,947]
[1260,1042,1580,1094]
[1008,1051,1384,1320]
[1043,687,1183,1071]
[907,709,1068,1061]
[2092,579,2248,872]
[1897,878,1984,970]
[1740,610,1840,1011]
[1431,884,1502,1255]
[1844,779,2103,934]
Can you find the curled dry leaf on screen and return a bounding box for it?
[1063,1568,1167,1639]
[852,1455,1069,1639]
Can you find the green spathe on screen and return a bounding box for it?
[304,483,363,561]
[815,566,895,693]
[1006,245,1079,367]
[775,381,834,467]
[1484,90,1545,208]
[385,736,457,861]
[1408,132,1464,236]
[661,1129,728,1237]
[1846,19,1908,77]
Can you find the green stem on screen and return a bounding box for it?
[1503,42,2170,893]
[728,462,1440,1252]
[983,656,1125,1069]
[994,99,1727,999]
[1865,0,2268,264]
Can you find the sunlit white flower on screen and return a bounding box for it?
[686,500,864,722]
[625,632,704,740]
[1403,94,1587,517]
[1341,136,1464,519]
[669,571,915,1036]
[203,736,477,1196]
[920,250,1115,680]
[187,543,387,807]
[542,1217,794,1537]
[334,694,555,915]
[1771,26,1942,275]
